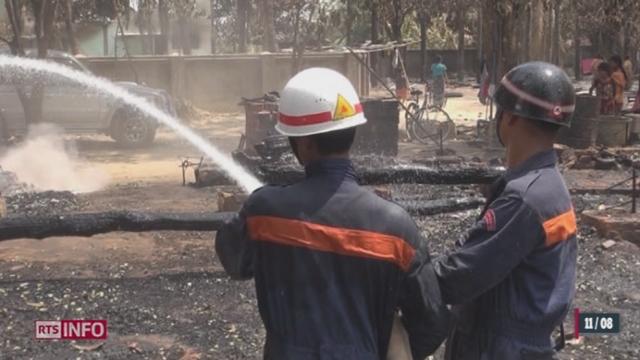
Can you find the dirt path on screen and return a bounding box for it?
[68,112,245,185]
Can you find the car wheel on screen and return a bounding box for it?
[111,109,156,148]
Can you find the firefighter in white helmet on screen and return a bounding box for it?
[216,68,449,359]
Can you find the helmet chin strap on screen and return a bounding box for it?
[495,108,505,147]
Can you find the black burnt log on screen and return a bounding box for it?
[197,158,503,187]
[0,197,484,241]
[0,211,235,241]
[257,163,504,185]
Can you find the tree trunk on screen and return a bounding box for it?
[158,0,170,54]
[552,0,561,65]
[236,0,248,52]
[291,2,303,75]
[345,0,353,45]
[260,0,278,52]
[63,0,79,55]
[530,0,545,60]
[573,0,581,80]
[419,13,428,82]
[5,0,25,55]
[391,0,403,42]
[371,0,379,44]
[457,1,466,82]
[544,1,553,61]
[523,3,531,62]
[177,16,192,55]
[23,0,57,126]
[369,0,379,86]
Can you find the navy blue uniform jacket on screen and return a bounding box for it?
[435,150,578,360]
[216,159,449,360]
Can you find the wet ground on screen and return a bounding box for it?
[1,91,639,359]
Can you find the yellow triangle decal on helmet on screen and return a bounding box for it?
[334,94,356,120]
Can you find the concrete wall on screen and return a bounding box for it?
[405,48,481,78]
[80,52,370,111]
[371,48,481,82]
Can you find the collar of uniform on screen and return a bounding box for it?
[504,149,558,182]
[304,158,357,180]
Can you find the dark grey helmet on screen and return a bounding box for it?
[493,62,576,127]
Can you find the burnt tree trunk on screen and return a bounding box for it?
[0,211,235,241]
[0,197,486,241]
[200,157,503,187]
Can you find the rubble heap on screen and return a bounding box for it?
[5,191,82,217]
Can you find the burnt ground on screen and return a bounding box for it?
[1,92,639,359]
[0,187,638,360]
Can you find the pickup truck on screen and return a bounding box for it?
[0,50,175,147]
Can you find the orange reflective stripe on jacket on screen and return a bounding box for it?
[247,215,416,271]
[543,208,577,247]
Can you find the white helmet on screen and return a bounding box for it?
[276,68,367,137]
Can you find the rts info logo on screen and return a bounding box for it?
[35,320,108,340]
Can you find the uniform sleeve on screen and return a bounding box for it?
[434,195,544,305]
[215,205,254,280]
[398,220,450,359]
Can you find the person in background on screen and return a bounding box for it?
[589,62,615,114]
[430,55,448,108]
[632,76,640,113]
[590,54,604,78]
[624,56,634,90]
[609,55,628,113]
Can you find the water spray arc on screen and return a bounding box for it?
[0,55,263,193]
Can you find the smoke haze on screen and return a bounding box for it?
[0,124,109,193]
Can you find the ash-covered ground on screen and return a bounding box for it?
[0,186,638,360]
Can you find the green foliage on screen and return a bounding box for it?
[426,15,457,49]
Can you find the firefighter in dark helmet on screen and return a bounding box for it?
[434,62,578,360]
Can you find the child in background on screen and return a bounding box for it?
[430,55,448,107]
[589,62,615,114]
[609,55,628,113]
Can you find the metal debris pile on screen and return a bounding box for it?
[558,146,640,170]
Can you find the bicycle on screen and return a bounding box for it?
[405,83,456,145]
